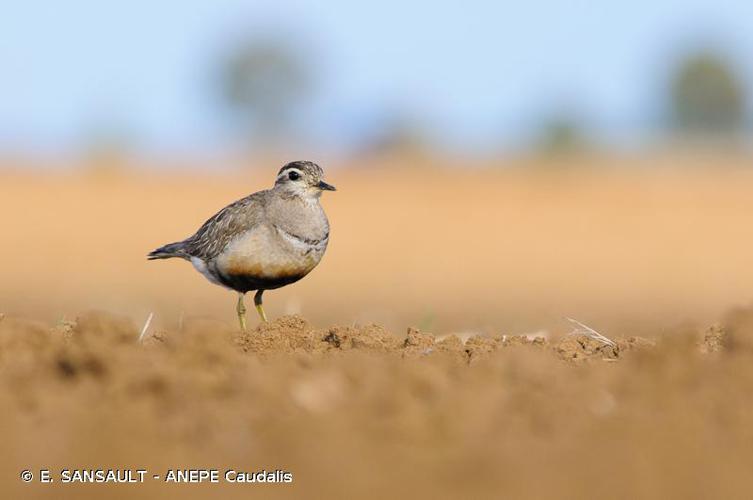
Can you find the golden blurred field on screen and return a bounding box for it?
[3,155,753,334]
[4,155,753,499]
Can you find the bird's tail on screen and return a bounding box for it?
[147,241,188,260]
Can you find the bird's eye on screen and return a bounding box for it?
[288,171,300,181]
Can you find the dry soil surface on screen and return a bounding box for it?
[2,309,753,499]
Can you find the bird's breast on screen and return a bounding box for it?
[215,224,327,281]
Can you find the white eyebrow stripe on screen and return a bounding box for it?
[277,168,302,180]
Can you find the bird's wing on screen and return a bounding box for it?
[182,190,268,261]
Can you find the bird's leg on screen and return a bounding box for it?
[237,292,247,332]
[254,290,268,322]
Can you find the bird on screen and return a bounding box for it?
[147,160,335,331]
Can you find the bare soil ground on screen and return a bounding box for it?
[2,308,753,499]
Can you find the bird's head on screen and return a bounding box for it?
[274,160,336,198]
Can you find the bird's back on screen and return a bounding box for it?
[149,187,330,293]
[182,189,271,261]
[147,190,268,262]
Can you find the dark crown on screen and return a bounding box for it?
[278,161,323,178]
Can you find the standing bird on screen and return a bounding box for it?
[148,161,335,331]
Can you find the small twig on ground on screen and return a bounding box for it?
[564,317,616,348]
[139,312,154,343]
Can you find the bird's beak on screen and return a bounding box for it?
[317,180,336,191]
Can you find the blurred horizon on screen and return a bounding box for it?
[4,0,753,162]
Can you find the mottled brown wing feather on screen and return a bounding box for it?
[182,191,268,260]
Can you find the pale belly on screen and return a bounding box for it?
[211,225,327,291]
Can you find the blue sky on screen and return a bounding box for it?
[2,0,753,154]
